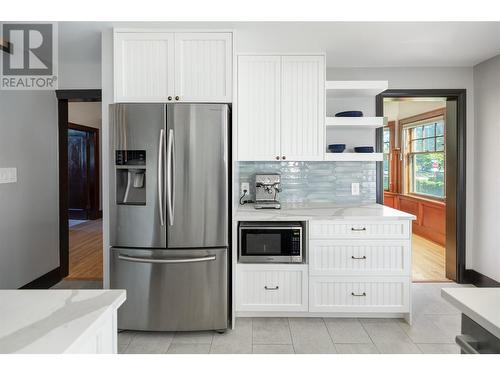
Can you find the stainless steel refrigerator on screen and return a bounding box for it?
[109,103,229,332]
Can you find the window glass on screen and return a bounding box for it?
[411,153,445,198]
[412,139,423,152]
[383,127,391,190]
[424,138,435,152]
[436,121,445,136]
[413,126,423,139]
[406,117,445,199]
[424,124,435,138]
[436,136,445,151]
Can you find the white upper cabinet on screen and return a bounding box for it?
[114,31,232,103]
[114,32,175,102]
[175,33,232,102]
[237,55,281,161]
[281,56,325,161]
[236,54,325,161]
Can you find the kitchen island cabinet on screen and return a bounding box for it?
[0,290,125,354]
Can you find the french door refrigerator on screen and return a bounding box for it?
[109,103,229,332]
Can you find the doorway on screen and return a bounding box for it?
[56,90,103,282]
[376,90,466,284]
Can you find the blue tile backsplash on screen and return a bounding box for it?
[237,161,376,204]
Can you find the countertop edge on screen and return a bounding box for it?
[64,290,126,354]
[441,288,500,339]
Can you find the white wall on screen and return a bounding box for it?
[472,54,500,281]
[327,67,475,270]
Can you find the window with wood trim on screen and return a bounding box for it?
[403,117,445,199]
[383,127,391,190]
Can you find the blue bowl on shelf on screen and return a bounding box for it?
[328,144,346,153]
[335,111,363,117]
[354,146,374,153]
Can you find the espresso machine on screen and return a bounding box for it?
[254,173,281,209]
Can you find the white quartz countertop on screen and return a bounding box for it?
[0,289,126,353]
[235,203,416,221]
[441,288,500,339]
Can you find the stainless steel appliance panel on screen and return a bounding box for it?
[109,103,166,248]
[111,247,228,331]
[166,104,229,248]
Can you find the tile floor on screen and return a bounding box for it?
[116,283,469,354]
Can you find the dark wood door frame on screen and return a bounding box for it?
[56,89,102,279]
[68,122,100,220]
[376,89,467,284]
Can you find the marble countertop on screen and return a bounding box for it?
[235,203,416,221]
[441,288,500,339]
[0,289,126,354]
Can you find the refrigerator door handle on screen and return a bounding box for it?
[157,129,165,227]
[167,128,174,226]
[118,254,216,264]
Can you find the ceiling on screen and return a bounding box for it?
[59,21,500,68]
[233,22,500,67]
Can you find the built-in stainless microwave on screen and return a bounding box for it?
[238,222,303,263]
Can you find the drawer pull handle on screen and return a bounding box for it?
[351,292,366,297]
[351,227,367,231]
[264,286,279,291]
[351,255,367,260]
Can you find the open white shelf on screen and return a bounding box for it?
[324,152,383,162]
[325,80,388,98]
[325,116,386,128]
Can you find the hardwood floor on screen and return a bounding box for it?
[412,234,449,282]
[67,219,103,280]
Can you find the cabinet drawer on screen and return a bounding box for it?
[236,264,308,312]
[309,221,410,240]
[309,276,410,313]
[309,240,411,276]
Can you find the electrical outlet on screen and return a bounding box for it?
[240,182,250,195]
[351,182,360,196]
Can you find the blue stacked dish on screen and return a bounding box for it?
[328,144,346,153]
[354,146,374,153]
[335,111,363,117]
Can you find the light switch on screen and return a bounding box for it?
[351,182,360,196]
[0,168,17,184]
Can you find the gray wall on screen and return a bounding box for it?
[472,54,500,281]
[0,92,59,288]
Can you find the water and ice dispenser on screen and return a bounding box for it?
[115,150,146,205]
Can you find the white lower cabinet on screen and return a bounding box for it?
[309,240,411,276]
[309,276,410,313]
[236,264,308,312]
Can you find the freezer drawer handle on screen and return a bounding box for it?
[264,286,279,291]
[456,335,480,354]
[118,254,216,264]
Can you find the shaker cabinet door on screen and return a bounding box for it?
[280,55,325,161]
[174,32,232,102]
[237,55,281,161]
[114,32,175,102]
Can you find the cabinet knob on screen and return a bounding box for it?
[167,96,172,101]
[275,156,280,160]
[282,156,286,160]
[175,96,180,101]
